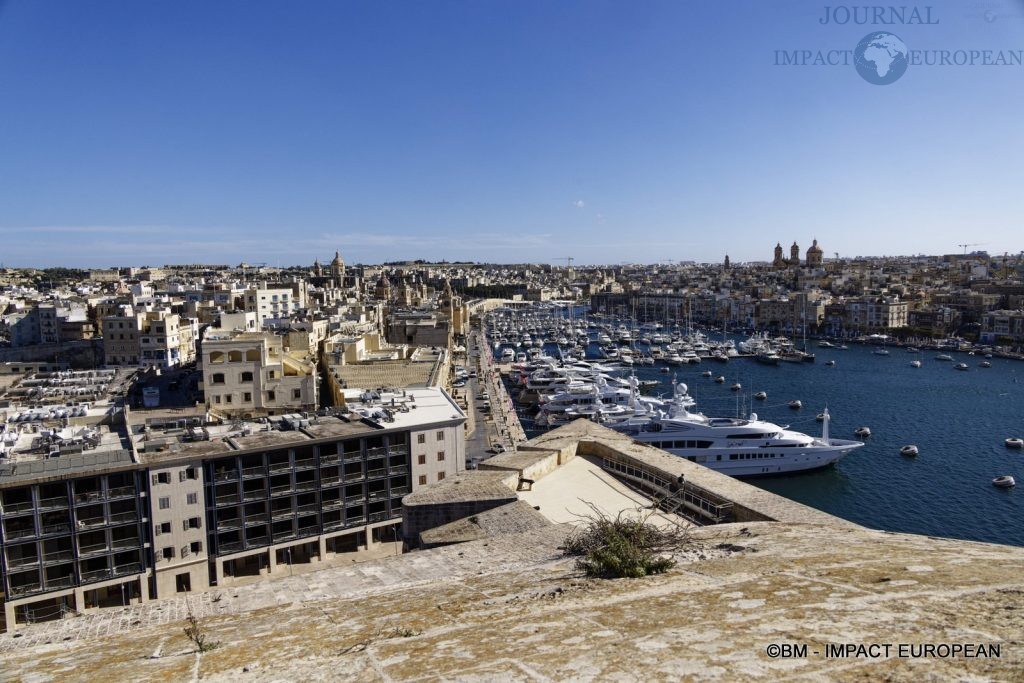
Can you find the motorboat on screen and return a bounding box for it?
[825,360,836,366]
[935,354,953,361]
[1005,438,1024,449]
[855,427,871,437]
[755,352,781,366]
[714,376,725,383]
[788,400,802,409]
[980,361,992,368]
[873,348,890,356]
[607,403,864,477]
[954,363,969,371]
[730,383,742,391]
[900,445,919,457]
[818,341,834,348]
[992,476,1016,489]
[702,370,713,377]
[815,413,825,422]
[754,391,767,400]
[910,360,922,368]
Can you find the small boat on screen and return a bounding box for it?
[660,367,671,374]
[968,351,976,356]
[839,344,848,350]
[873,348,890,356]
[702,370,713,377]
[985,353,993,359]
[1005,438,1024,449]
[910,360,922,368]
[788,400,802,409]
[900,445,919,457]
[815,413,825,422]
[819,341,834,348]
[992,475,1016,489]
[825,360,836,366]
[855,426,871,437]
[730,383,742,391]
[714,376,725,383]
[954,363,969,371]
[906,347,919,353]
[754,391,767,400]
[935,354,953,361]
[980,361,992,368]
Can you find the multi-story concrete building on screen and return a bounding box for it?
[980,309,1024,344]
[845,297,909,330]
[0,388,465,631]
[139,311,196,369]
[201,328,318,418]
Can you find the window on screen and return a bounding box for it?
[292,389,301,400]
[225,395,233,403]
[162,546,175,560]
[418,475,427,486]
[213,395,222,404]
[437,472,445,481]
[417,434,426,445]
[175,572,191,593]
[190,541,203,554]
[267,390,276,401]
[186,492,198,505]
[436,431,444,441]
[181,545,190,558]
[240,371,253,382]
[268,370,277,379]
[211,372,225,384]
[417,454,426,465]
[437,452,445,462]
[159,497,171,510]
[152,472,171,485]
[244,392,252,402]
[159,521,172,534]
[184,517,202,530]
[185,467,198,480]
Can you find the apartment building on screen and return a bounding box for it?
[0,388,466,631]
[102,309,197,369]
[980,309,1024,343]
[244,283,307,326]
[845,297,909,330]
[201,328,318,417]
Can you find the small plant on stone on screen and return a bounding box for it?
[562,501,687,579]
[183,603,221,653]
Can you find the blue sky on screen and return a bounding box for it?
[0,0,1022,267]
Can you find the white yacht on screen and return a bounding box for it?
[608,390,864,477]
[500,348,515,362]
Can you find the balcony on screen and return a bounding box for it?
[7,582,45,599]
[321,498,344,511]
[37,496,69,511]
[44,574,76,591]
[111,536,141,550]
[344,515,366,527]
[216,493,239,506]
[366,447,387,458]
[113,562,142,577]
[346,495,366,506]
[76,517,107,529]
[107,486,136,499]
[388,465,409,475]
[78,542,111,558]
[242,489,267,501]
[244,513,270,525]
[271,507,294,520]
[295,503,318,516]
[366,468,386,480]
[294,481,316,493]
[293,458,315,470]
[74,490,103,504]
[219,541,244,554]
[390,486,410,497]
[388,446,410,457]
[242,466,265,479]
[296,525,319,539]
[319,454,340,466]
[368,511,392,523]
[5,554,40,570]
[270,484,294,497]
[323,518,346,531]
[342,451,363,463]
[43,550,74,564]
[268,462,292,474]
[272,529,297,543]
[217,517,242,530]
[321,475,341,486]
[108,511,139,525]
[40,522,70,537]
[344,471,365,482]
[368,490,389,501]
[0,500,35,515]
[4,526,38,541]
[213,469,239,482]
[80,567,113,583]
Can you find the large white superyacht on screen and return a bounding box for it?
[606,384,864,477]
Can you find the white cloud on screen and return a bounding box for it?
[573,199,585,209]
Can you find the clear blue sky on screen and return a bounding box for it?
[0,0,1021,267]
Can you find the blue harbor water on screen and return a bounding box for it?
[505,337,1024,548]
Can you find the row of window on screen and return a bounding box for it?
[648,440,713,449]
[416,452,446,464]
[152,468,198,485]
[210,389,301,404]
[154,516,203,533]
[417,472,446,486]
[728,453,779,460]
[160,540,203,560]
[156,492,199,508]
[415,431,446,444]
[210,371,254,383]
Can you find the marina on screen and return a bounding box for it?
[482,306,1024,547]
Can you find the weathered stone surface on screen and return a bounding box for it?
[2,522,1021,681]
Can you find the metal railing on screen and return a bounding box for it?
[4,526,37,540]
[113,562,142,577]
[270,484,294,496]
[41,522,70,536]
[37,496,69,510]
[271,507,295,519]
[242,466,265,478]
[76,517,107,529]
[43,550,74,564]
[216,493,239,505]
[344,470,365,481]
[293,459,315,470]
[319,454,340,466]
[295,504,318,516]
[242,489,267,501]
[268,462,292,474]
[78,542,110,557]
[390,486,410,497]
[296,525,319,538]
[321,498,343,510]
[294,481,316,492]
[219,541,244,554]
[388,446,410,456]
[321,475,341,486]
[272,529,297,542]
[44,575,75,590]
[244,513,269,525]
[108,511,138,525]
[368,490,389,501]
[366,468,386,479]
[342,451,363,463]
[344,515,366,526]
[366,447,388,458]
[111,536,141,550]
[80,567,113,583]
[368,511,391,522]
[107,486,136,499]
[73,490,103,504]
[6,554,40,569]
[7,582,45,598]
[345,496,366,506]
[217,517,242,529]
[0,500,35,514]
[214,470,239,482]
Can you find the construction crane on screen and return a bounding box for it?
[553,257,574,270]
[958,242,985,255]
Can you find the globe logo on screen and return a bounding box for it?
[854,32,908,85]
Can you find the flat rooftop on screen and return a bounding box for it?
[518,454,692,529]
